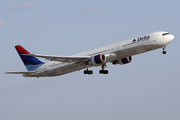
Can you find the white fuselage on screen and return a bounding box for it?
[25,31,174,77]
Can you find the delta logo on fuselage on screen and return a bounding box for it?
[132,39,136,43]
[132,36,150,43]
[123,35,150,47]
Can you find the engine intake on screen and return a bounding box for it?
[90,54,106,65]
[112,56,132,65]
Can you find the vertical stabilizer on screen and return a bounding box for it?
[15,45,44,71]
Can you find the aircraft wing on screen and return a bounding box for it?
[6,71,36,74]
[23,54,91,63]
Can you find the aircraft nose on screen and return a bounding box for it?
[163,34,174,45]
[171,34,174,41]
[169,34,174,42]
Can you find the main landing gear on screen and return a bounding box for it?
[84,68,93,75]
[162,46,167,54]
[83,64,109,75]
[99,70,108,74]
[99,64,109,74]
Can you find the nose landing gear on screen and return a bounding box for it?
[162,46,167,54]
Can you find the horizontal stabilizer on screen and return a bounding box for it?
[6,71,36,74]
[22,54,91,63]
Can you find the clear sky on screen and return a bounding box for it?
[1,0,180,120]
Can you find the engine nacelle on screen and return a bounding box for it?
[90,54,106,65]
[112,56,132,65]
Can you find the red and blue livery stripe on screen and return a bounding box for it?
[15,45,44,71]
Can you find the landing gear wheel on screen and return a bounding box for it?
[99,70,109,74]
[99,64,108,74]
[162,46,167,54]
[104,70,108,74]
[88,70,93,74]
[84,70,93,75]
[162,51,166,54]
[84,70,88,74]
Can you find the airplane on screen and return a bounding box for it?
[6,31,174,77]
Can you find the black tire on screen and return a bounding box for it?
[88,71,93,74]
[84,70,87,74]
[105,70,109,74]
[162,51,166,54]
[99,70,108,74]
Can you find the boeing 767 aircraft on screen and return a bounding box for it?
[6,31,174,77]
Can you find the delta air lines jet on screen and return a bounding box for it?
[6,31,174,77]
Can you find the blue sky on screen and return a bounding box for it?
[1,0,180,120]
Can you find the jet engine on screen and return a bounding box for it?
[112,56,132,65]
[90,54,106,65]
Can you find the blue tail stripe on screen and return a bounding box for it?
[18,52,44,65]
[25,64,44,71]
[18,52,44,71]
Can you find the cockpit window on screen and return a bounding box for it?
[162,33,170,36]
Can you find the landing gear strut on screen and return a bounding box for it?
[99,64,109,74]
[84,68,93,75]
[162,46,166,54]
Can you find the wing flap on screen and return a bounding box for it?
[22,54,91,63]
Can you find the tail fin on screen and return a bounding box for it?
[15,45,44,71]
